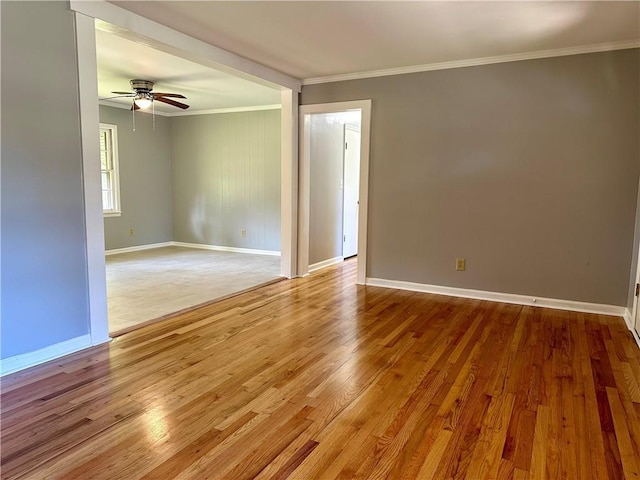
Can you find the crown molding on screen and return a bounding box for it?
[99,101,281,117]
[167,104,282,117]
[302,40,640,85]
[98,100,172,116]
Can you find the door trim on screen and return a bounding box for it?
[298,100,372,284]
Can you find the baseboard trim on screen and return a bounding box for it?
[365,277,627,318]
[625,309,640,348]
[105,242,281,257]
[105,242,173,256]
[172,242,281,256]
[1,334,94,376]
[309,256,344,273]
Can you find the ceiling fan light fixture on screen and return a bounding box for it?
[134,93,153,109]
[108,79,189,111]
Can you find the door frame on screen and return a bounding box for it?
[298,100,372,284]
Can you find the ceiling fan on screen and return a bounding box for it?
[105,79,189,110]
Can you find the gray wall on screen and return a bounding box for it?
[1,1,90,358]
[309,113,346,265]
[171,110,281,251]
[100,106,173,250]
[302,49,640,306]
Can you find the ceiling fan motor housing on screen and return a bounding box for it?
[130,79,155,92]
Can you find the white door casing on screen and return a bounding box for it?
[298,100,372,284]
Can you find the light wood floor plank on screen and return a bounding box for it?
[2,260,640,479]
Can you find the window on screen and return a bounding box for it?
[99,123,121,216]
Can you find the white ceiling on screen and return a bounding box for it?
[111,1,639,81]
[96,29,282,114]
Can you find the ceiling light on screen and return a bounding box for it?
[134,93,152,109]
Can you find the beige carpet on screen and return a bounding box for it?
[106,246,281,333]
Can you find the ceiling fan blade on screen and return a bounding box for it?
[153,93,187,99]
[112,91,135,95]
[155,96,190,109]
[130,102,140,111]
[101,94,135,100]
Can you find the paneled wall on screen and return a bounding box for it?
[170,110,281,252]
[99,108,281,253]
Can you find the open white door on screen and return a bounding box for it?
[343,125,360,258]
[635,288,640,333]
[635,276,640,335]
[631,240,640,342]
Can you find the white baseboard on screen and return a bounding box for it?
[172,241,281,256]
[1,334,96,376]
[365,277,627,318]
[309,256,344,273]
[625,308,640,348]
[105,242,173,256]
[106,241,281,257]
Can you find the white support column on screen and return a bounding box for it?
[75,12,111,345]
[280,89,299,278]
[297,114,311,277]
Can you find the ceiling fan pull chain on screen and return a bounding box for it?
[132,103,136,132]
[152,101,156,131]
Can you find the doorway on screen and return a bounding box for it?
[72,5,300,343]
[93,28,286,334]
[298,100,372,283]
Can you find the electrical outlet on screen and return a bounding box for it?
[129,228,135,237]
[456,258,465,271]
[241,229,246,237]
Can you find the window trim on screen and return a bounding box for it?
[99,123,121,217]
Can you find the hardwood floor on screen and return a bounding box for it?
[2,260,640,479]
